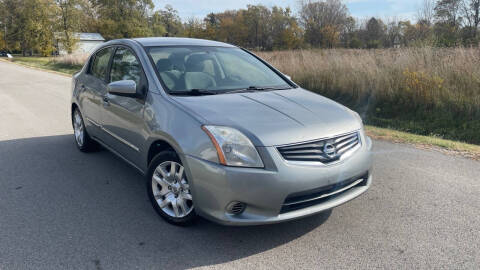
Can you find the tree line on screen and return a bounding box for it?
[0,0,479,56]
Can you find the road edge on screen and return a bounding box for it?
[366,126,480,161]
[0,58,72,78]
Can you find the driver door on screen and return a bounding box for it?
[100,46,148,166]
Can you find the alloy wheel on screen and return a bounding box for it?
[151,161,193,218]
[73,110,85,147]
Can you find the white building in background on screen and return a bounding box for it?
[54,32,105,55]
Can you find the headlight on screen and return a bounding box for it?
[202,125,264,168]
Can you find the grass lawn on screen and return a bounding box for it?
[11,56,82,75]
[365,125,480,160]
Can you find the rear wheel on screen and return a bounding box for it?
[72,108,98,152]
[147,151,196,225]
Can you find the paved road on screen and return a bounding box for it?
[0,60,479,270]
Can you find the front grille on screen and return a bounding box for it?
[280,172,369,214]
[277,131,360,164]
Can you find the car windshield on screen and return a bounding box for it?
[147,46,291,94]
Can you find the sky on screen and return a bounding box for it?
[153,0,423,21]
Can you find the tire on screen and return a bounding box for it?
[147,151,197,226]
[72,108,99,152]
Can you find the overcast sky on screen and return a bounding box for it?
[153,0,423,21]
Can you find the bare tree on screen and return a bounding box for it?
[56,0,77,54]
[435,0,463,25]
[461,0,480,37]
[417,0,436,25]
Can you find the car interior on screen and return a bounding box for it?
[156,52,220,91]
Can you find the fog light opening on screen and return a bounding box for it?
[226,201,246,215]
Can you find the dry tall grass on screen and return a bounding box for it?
[46,49,479,143]
[258,48,480,144]
[52,54,89,66]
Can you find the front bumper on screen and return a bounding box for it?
[183,136,373,226]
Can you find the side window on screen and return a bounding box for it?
[90,47,113,81]
[110,47,143,87]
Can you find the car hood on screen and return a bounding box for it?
[172,88,361,146]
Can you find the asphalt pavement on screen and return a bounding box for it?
[0,60,479,269]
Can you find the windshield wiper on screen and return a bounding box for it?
[170,86,292,96]
[226,86,292,94]
[169,89,218,96]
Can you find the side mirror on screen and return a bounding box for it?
[284,74,292,81]
[107,80,137,96]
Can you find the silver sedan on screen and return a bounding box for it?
[70,37,373,225]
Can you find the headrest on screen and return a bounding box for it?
[168,54,185,71]
[185,54,211,72]
[156,59,173,72]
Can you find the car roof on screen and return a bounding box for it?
[132,37,236,48]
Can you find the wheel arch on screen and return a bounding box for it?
[147,139,179,167]
[71,103,78,116]
[71,102,82,120]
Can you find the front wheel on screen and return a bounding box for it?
[147,151,197,225]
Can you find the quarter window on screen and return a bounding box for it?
[90,47,113,81]
[110,47,142,87]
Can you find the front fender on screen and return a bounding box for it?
[141,93,220,172]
